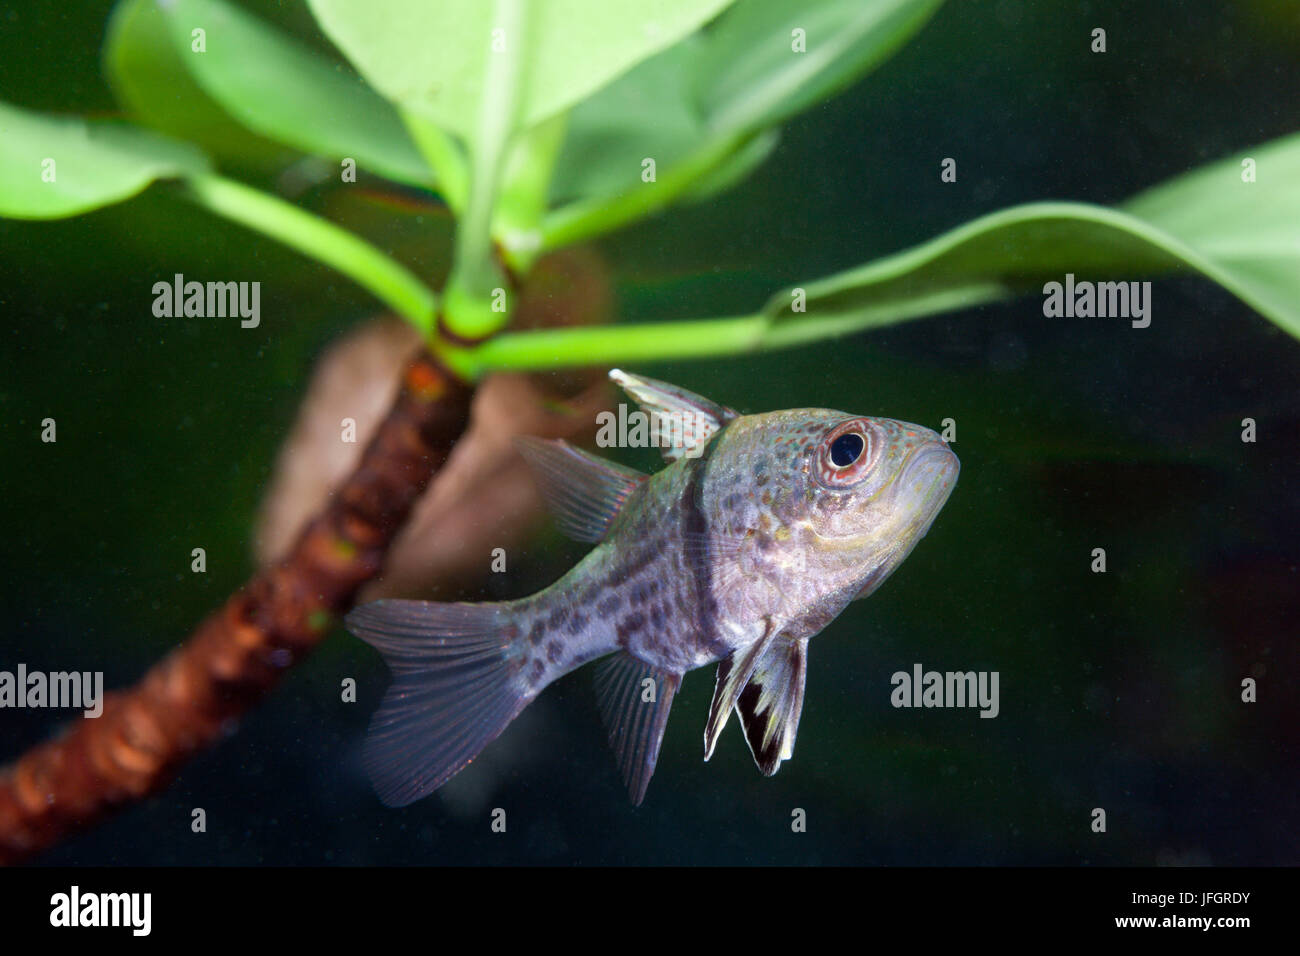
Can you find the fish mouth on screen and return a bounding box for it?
[836,438,959,600]
[896,439,960,535]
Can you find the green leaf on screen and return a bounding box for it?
[541,0,943,245]
[696,0,947,136]
[551,38,703,204]
[548,35,779,210]
[540,131,755,250]
[305,0,737,143]
[156,0,433,188]
[103,0,288,170]
[761,133,1300,341]
[761,202,1178,339]
[679,128,780,202]
[0,101,210,219]
[1122,136,1300,334]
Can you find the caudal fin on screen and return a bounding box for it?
[345,599,531,807]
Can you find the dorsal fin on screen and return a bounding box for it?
[735,636,809,776]
[609,369,738,461]
[514,437,646,542]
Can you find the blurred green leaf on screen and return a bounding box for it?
[0,101,209,219]
[103,0,289,171]
[680,128,780,201]
[544,0,943,235]
[1123,133,1300,334]
[696,0,947,135]
[763,133,1300,341]
[551,38,703,204]
[305,0,736,144]
[156,0,433,188]
[551,34,779,207]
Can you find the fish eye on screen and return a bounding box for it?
[815,422,881,489]
[829,432,865,468]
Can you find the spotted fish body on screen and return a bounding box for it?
[347,371,959,806]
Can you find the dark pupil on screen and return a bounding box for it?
[830,432,864,467]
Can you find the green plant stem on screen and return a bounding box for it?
[439,282,1009,379]
[441,314,760,378]
[538,133,750,251]
[178,173,436,331]
[400,108,469,213]
[492,111,567,275]
[442,0,527,341]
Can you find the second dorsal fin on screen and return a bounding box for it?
[515,437,646,542]
[609,369,738,461]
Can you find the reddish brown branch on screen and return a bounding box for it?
[0,349,473,864]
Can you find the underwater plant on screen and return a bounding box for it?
[1,0,1298,862]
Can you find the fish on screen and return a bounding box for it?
[345,370,960,806]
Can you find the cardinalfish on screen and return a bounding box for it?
[346,371,960,805]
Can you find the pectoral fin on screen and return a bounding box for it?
[735,636,809,776]
[593,652,682,805]
[609,369,738,461]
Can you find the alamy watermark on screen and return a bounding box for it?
[1042,273,1151,328]
[596,403,715,458]
[50,886,151,936]
[890,662,999,718]
[0,664,103,717]
[152,273,260,328]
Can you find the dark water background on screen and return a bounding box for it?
[1,0,1298,864]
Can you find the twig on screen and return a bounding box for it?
[0,349,473,864]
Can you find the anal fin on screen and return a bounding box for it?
[735,636,809,776]
[593,651,681,805]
